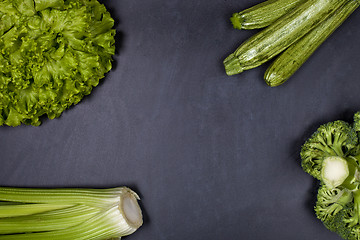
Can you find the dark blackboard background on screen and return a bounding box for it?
[0,1,359,239]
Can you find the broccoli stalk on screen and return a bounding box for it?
[322,156,350,189]
[301,112,360,240]
[341,189,360,229]
[321,156,360,190]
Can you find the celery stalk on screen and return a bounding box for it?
[0,203,73,218]
[0,207,134,240]
[0,186,143,240]
[0,205,100,234]
[0,187,125,208]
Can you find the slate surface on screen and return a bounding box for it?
[0,1,359,239]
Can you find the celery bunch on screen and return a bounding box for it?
[0,186,143,240]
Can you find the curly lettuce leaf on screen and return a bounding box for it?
[0,0,116,126]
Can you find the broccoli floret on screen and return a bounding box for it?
[314,185,358,239]
[324,190,360,240]
[301,112,360,240]
[350,112,360,157]
[300,120,357,181]
[315,184,353,223]
[353,112,360,133]
[323,207,357,240]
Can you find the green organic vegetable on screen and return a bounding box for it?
[230,0,307,30]
[0,186,143,239]
[300,112,360,240]
[0,0,116,127]
[224,0,358,86]
[224,0,345,76]
[265,0,360,87]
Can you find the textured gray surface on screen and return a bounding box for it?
[0,0,359,239]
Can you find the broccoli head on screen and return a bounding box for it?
[301,112,360,240]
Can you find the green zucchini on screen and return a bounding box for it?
[264,0,360,87]
[231,0,308,30]
[224,0,347,76]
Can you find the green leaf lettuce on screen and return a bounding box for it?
[0,0,116,126]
